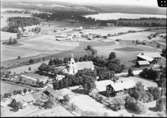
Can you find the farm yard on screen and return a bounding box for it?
[1,25,165,69]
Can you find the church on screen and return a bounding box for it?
[63,55,95,75]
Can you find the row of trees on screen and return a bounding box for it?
[3,38,18,45]
[53,69,96,93]
[139,67,166,89]
[33,11,166,27]
[47,50,124,73]
[2,17,40,33]
[2,88,32,99]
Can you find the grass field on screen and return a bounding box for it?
[1,81,27,95]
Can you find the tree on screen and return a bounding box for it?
[43,98,54,109]
[29,59,34,64]
[82,75,96,94]
[129,82,150,102]
[147,87,161,100]
[155,97,166,112]
[23,88,27,94]
[28,67,31,71]
[128,67,134,76]
[17,56,21,60]
[125,96,146,114]
[106,85,115,97]
[85,45,97,56]
[161,48,166,58]
[38,63,49,72]
[63,95,70,103]
[139,68,158,81]
[108,52,116,60]
[8,99,23,112]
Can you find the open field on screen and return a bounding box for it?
[105,31,156,41]
[0,81,28,95]
[1,100,74,117]
[1,26,165,70]
[8,60,49,74]
[83,27,145,35]
[1,35,79,62]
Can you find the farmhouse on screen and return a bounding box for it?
[136,60,150,67]
[19,74,37,86]
[137,52,161,63]
[18,74,48,86]
[95,78,136,96]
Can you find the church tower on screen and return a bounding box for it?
[68,54,78,75]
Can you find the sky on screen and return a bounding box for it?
[5,0,160,8]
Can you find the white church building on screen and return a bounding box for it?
[63,55,95,75]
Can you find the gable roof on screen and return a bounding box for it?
[95,78,136,92]
[137,53,153,62]
[137,52,161,62]
[76,61,94,70]
[110,79,136,91]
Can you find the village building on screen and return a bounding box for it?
[136,60,150,67]
[63,55,95,75]
[18,74,48,86]
[18,25,40,37]
[137,52,162,66]
[95,78,136,96]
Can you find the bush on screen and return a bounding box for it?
[156,97,166,112]
[128,67,134,76]
[147,87,161,100]
[8,99,23,112]
[125,96,146,114]
[109,98,125,111]
[43,99,54,109]
[63,95,70,103]
[139,68,158,81]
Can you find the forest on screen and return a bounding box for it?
[2,17,40,33]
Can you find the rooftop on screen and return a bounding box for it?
[76,61,94,70]
[137,52,161,62]
[96,77,136,92]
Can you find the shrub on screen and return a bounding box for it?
[63,95,70,103]
[156,97,166,112]
[128,67,134,76]
[147,87,161,100]
[125,96,146,114]
[8,99,23,112]
[43,99,54,109]
[139,68,158,81]
[110,98,125,111]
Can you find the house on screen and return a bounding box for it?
[136,60,150,67]
[18,74,48,86]
[95,78,136,96]
[19,74,37,86]
[137,52,161,63]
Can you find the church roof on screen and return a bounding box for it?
[76,61,94,70]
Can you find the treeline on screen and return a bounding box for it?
[2,17,40,33]
[33,11,166,27]
[53,69,96,92]
[37,52,124,77]
[114,18,166,27]
[139,67,166,88]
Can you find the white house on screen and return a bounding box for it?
[95,78,136,93]
[137,52,161,62]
